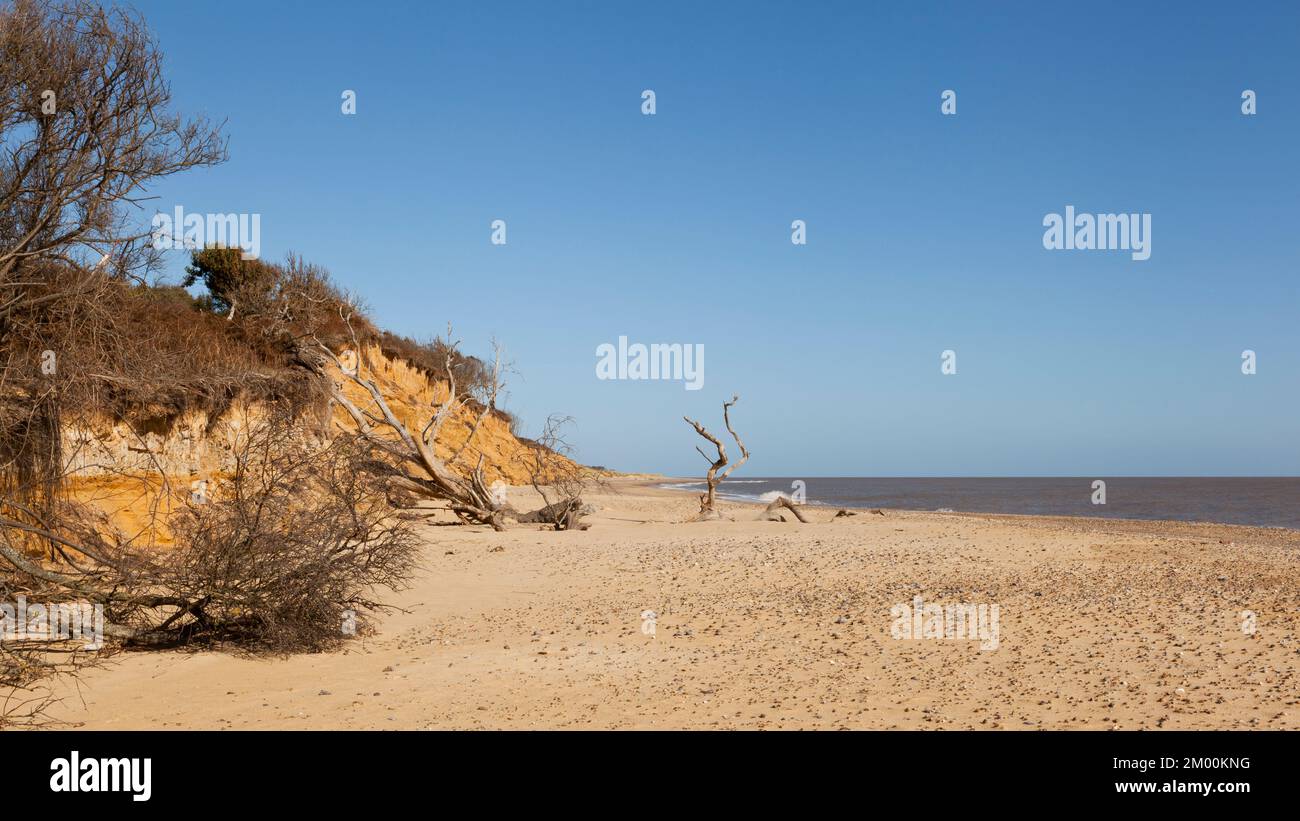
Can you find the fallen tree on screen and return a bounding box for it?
[303,317,575,531]
[307,319,508,528]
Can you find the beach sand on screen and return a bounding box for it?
[46,479,1300,729]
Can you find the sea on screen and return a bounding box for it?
[658,477,1300,529]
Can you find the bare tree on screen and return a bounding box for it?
[0,406,420,653]
[0,0,226,287]
[683,394,749,521]
[153,412,420,650]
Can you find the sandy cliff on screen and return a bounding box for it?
[62,344,564,542]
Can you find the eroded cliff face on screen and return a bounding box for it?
[63,345,556,542]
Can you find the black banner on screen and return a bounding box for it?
[12,730,1281,808]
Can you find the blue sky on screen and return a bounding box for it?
[135,0,1299,475]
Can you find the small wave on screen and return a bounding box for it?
[710,490,775,503]
[661,482,822,507]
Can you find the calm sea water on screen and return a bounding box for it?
[660,477,1300,529]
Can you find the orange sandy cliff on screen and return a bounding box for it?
[63,345,571,544]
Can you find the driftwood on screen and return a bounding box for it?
[683,394,749,521]
[511,498,589,530]
[762,496,810,523]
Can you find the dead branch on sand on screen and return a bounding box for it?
[762,495,810,523]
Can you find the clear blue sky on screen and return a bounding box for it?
[135,0,1299,476]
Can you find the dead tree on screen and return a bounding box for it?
[511,414,598,530]
[683,394,749,521]
[0,0,226,288]
[0,405,421,658]
[307,322,511,530]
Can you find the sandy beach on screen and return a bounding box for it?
[45,479,1299,730]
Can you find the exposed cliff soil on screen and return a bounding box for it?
[61,344,570,542]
